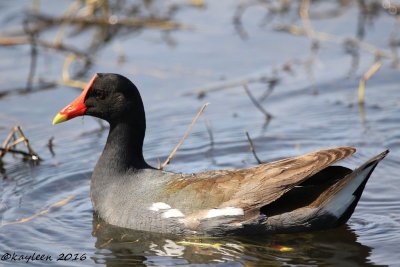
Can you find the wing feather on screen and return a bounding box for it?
[161,147,356,215]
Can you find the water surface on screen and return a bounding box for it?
[0,1,399,266]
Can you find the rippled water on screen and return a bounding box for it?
[0,1,400,266]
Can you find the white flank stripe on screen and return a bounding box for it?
[162,209,185,218]
[149,202,171,211]
[206,207,244,218]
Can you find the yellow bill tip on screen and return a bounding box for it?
[52,113,68,125]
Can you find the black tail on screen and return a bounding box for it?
[319,150,389,226]
[258,150,389,233]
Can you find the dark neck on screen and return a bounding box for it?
[97,120,150,172]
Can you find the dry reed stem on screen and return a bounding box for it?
[160,103,209,170]
[0,195,74,227]
[358,60,382,104]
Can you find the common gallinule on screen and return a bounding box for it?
[53,73,388,235]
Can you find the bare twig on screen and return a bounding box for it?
[0,81,57,99]
[245,131,263,164]
[37,38,88,57]
[0,129,16,156]
[344,39,361,77]
[184,71,281,98]
[23,19,39,91]
[203,118,216,164]
[0,148,38,158]
[358,60,382,104]
[232,0,292,39]
[233,2,249,40]
[185,78,255,98]
[15,126,39,159]
[47,136,55,157]
[204,119,214,148]
[243,84,273,122]
[0,126,41,161]
[160,103,209,170]
[259,77,279,102]
[0,158,4,175]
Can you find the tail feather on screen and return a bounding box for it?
[318,150,389,225]
[259,150,389,233]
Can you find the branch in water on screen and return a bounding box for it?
[245,131,263,164]
[160,103,209,170]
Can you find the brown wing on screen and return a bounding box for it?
[159,147,356,214]
[225,146,356,212]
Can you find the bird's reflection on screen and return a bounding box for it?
[91,213,379,267]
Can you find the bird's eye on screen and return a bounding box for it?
[95,90,107,100]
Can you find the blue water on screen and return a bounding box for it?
[0,1,399,266]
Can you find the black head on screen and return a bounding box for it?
[84,73,145,124]
[53,73,146,126]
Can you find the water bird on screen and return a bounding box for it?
[53,73,388,235]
